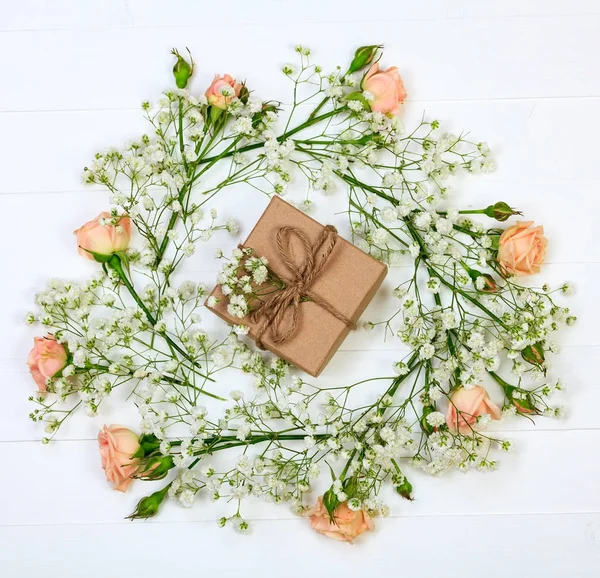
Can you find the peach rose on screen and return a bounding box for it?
[446,386,502,435]
[205,74,242,109]
[74,212,131,261]
[362,63,407,116]
[98,425,141,492]
[497,221,547,276]
[306,497,374,542]
[26,335,68,392]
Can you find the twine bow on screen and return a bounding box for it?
[247,225,357,349]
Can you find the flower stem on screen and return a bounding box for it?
[402,220,509,330]
[107,255,220,390]
[196,108,345,167]
[337,172,399,206]
[339,352,421,481]
[107,255,156,324]
[186,433,331,468]
[307,96,329,121]
[487,370,513,393]
[155,108,345,264]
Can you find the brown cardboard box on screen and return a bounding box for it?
[206,196,387,376]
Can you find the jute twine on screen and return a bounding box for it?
[243,225,357,349]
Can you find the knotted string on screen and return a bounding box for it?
[243,225,357,350]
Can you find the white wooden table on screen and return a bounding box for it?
[1,1,599,576]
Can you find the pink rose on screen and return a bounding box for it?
[205,74,242,109]
[26,335,68,392]
[362,63,407,116]
[98,425,141,492]
[497,220,547,276]
[306,497,375,542]
[446,385,502,435]
[74,212,131,261]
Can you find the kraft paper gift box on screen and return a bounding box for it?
[206,196,387,377]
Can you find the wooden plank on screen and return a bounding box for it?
[0,430,598,526]
[1,98,599,194]
[1,513,599,577]
[1,342,595,442]
[0,16,598,111]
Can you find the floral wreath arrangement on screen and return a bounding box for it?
[25,45,576,543]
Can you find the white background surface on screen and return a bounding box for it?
[1,1,599,576]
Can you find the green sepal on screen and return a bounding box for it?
[80,247,112,263]
[210,105,224,124]
[131,433,161,458]
[486,229,503,251]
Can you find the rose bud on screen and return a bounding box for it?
[205,74,242,110]
[347,44,382,74]
[137,455,175,481]
[484,201,523,222]
[395,477,414,501]
[446,386,502,435]
[512,396,538,415]
[361,63,407,116]
[521,342,545,367]
[322,486,340,518]
[466,267,498,293]
[238,83,250,105]
[126,486,169,520]
[74,212,131,262]
[26,335,68,392]
[503,384,538,415]
[463,263,498,293]
[342,475,359,500]
[419,404,436,435]
[306,496,375,543]
[98,425,141,492]
[252,101,280,129]
[478,273,498,293]
[171,47,194,89]
[497,221,547,276]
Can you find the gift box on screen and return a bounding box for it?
[206,196,387,377]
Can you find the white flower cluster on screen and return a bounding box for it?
[216,247,271,319]
[262,136,295,194]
